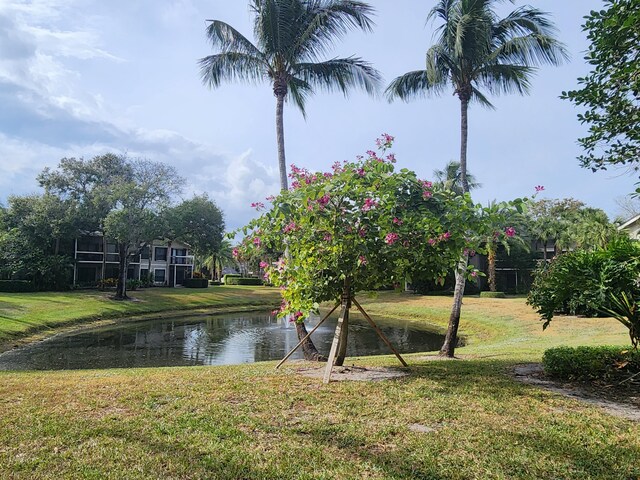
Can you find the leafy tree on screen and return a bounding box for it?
[480,201,527,292]
[164,194,225,259]
[433,160,481,195]
[202,239,236,281]
[104,160,184,299]
[199,0,381,190]
[562,0,640,177]
[0,194,77,290]
[386,0,567,356]
[38,153,134,285]
[236,136,514,364]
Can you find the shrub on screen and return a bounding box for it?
[527,238,640,324]
[126,279,141,291]
[224,277,263,286]
[98,278,118,289]
[209,280,221,286]
[192,271,204,279]
[221,274,241,285]
[543,345,640,381]
[480,291,506,298]
[183,278,208,288]
[0,280,35,292]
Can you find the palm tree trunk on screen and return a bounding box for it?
[488,245,497,292]
[275,93,288,191]
[115,243,128,300]
[440,95,470,358]
[274,85,322,361]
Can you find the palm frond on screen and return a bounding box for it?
[293,0,376,62]
[475,63,532,97]
[295,56,381,97]
[204,20,262,56]
[287,77,313,116]
[199,52,266,88]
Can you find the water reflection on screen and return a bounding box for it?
[0,311,444,371]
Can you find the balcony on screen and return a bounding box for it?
[171,255,194,265]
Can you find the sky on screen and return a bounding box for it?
[0,0,636,231]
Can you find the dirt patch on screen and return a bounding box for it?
[296,365,409,382]
[512,363,640,422]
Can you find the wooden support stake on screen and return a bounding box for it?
[323,303,348,384]
[275,303,340,369]
[352,297,408,367]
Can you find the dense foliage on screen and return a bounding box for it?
[236,137,521,319]
[562,0,640,178]
[528,238,640,326]
[543,345,640,382]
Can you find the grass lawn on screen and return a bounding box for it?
[0,286,279,346]
[0,292,638,479]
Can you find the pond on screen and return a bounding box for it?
[0,311,444,371]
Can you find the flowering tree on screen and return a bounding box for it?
[236,136,518,370]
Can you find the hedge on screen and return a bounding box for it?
[543,345,640,381]
[183,278,209,288]
[224,277,263,286]
[221,274,241,285]
[480,291,506,299]
[0,280,35,293]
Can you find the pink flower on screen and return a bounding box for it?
[440,231,451,241]
[358,228,367,238]
[393,217,403,225]
[292,311,304,322]
[505,227,516,237]
[323,172,333,178]
[362,198,378,212]
[250,201,265,210]
[232,247,239,258]
[385,232,400,245]
[420,180,433,189]
[471,271,478,278]
[422,190,433,199]
[535,185,545,192]
[358,255,367,266]
[259,261,269,269]
[253,237,261,247]
[376,133,394,149]
[318,194,331,207]
[428,238,437,246]
[356,168,366,177]
[386,153,396,163]
[323,233,332,242]
[266,195,275,202]
[291,181,301,190]
[283,222,298,234]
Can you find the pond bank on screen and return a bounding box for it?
[0,286,280,353]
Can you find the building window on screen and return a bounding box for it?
[154,247,167,261]
[154,269,165,284]
[140,269,149,281]
[141,246,150,260]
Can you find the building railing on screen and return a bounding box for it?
[171,255,194,265]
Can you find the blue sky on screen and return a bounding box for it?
[0,0,635,230]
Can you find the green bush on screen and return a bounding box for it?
[209,280,221,286]
[527,238,640,324]
[183,278,209,288]
[480,291,506,298]
[224,277,263,286]
[126,279,141,291]
[221,274,241,285]
[0,280,35,292]
[543,345,640,381]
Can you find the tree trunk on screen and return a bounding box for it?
[488,245,497,292]
[166,241,172,287]
[335,279,351,366]
[543,241,548,261]
[440,94,471,358]
[101,235,107,291]
[275,92,288,191]
[115,243,129,300]
[274,81,322,360]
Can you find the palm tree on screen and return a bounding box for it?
[433,160,481,195]
[386,0,567,357]
[199,0,381,191]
